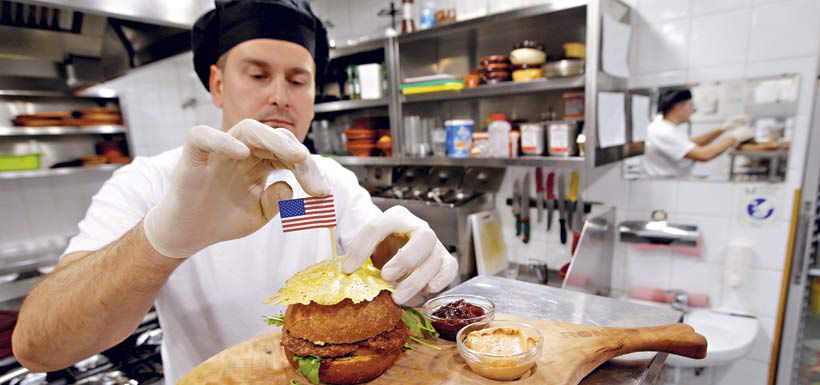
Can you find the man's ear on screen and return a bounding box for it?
[209,64,224,109]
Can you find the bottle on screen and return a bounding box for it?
[345,66,355,100]
[401,0,416,34]
[487,113,511,158]
[352,66,361,100]
[419,1,436,30]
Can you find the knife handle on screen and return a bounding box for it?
[559,219,567,244]
[522,217,530,243]
[535,168,543,193]
[546,173,555,200]
[515,213,521,236]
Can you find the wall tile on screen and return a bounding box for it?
[637,0,692,21]
[669,258,723,306]
[628,179,680,212]
[721,268,782,317]
[748,0,820,62]
[676,215,731,264]
[692,0,752,15]
[626,245,672,289]
[712,357,769,385]
[636,19,691,74]
[585,163,630,209]
[676,181,735,217]
[628,70,688,88]
[686,64,747,83]
[689,10,751,68]
[748,316,776,362]
[729,220,789,270]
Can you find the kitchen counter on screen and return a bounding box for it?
[444,275,683,385]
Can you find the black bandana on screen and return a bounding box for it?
[191,0,329,90]
[658,88,692,115]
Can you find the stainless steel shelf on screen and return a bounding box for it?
[397,1,589,43]
[0,125,126,137]
[401,77,584,104]
[809,268,820,277]
[331,155,585,168]
[0,164,123,180]
[314,98,389,114]
[0,89,118,99]
[329,37,387,59]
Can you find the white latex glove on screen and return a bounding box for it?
[720,115,751,131]
[144,119,330,259]
[342,206,458,305]
[728,125,755,143]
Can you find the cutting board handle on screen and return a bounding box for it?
[620,323,707,359]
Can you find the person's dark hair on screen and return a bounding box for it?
[658,89,692,115]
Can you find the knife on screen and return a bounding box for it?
[571,192,584,255]
[557,173,567,244]
[535,168,544,223]
[567,171,579,234]
[546,172,555,231]
[513,178,522,236]
[522,173,531,243]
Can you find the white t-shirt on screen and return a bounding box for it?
[642,116,696,178]
[62,147,382,384]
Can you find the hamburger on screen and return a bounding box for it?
[265,257,412,385]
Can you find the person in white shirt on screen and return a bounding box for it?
[11,1,457,383]
[643,88,755,178]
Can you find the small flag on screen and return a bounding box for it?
[278,195,336,232]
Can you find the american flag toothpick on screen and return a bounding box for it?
[278,195,336,233]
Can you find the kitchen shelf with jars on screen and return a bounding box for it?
[311,0,639,170]
[0,91,133,178]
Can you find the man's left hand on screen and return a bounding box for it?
[342,206,458,305]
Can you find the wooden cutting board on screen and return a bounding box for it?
[178,313,706,385]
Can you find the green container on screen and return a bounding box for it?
[0,153,41,172]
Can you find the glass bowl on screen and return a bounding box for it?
[456,320,543,381]
[422,294,495,341]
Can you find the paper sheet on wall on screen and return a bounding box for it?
[602,14,631,78]
[598,92,626,148]
[631,95,650,141]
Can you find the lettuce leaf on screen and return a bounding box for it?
[293,355,321,385]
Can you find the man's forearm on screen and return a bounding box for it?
[690,128,724,146]
[13,221,183,372]
[685,136,736,162]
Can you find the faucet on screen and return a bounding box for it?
[665,289,689,313]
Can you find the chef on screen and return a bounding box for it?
[642,88,754,178]
[11,1,457,383]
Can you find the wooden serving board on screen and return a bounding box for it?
[178,314,706,385]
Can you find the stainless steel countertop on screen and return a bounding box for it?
[444,275,683,385]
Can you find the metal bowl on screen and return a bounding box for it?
[543,59,585,78]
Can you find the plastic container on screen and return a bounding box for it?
[510,40,546,65]
[487,113,511,158]
[356,63,384,100]
[471,132,490,157]
[547,121,578,157]
[0,153,40,172]
[520,122,546,155]
[563,42,586,59]
[422,294,495,341]
[420,1,437,29]
[445,119,474,158]
[456,320,543,381]
[563,91,585,120]
[432,126,447,157]
[510,130,520,157]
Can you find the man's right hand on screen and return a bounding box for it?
[143,119,330,259]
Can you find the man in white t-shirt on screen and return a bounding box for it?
[12,1,457,383]
[643,88,755,178]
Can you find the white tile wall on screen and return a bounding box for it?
[712,357,769,385]
[692,0,752,15]
[689,10,752,67]
[636,20,692,74]
[636,0,692,21]
[748,0,820,62]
